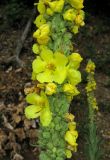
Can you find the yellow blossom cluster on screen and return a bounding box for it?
[86,60,96,74]
[86,60,98,110]
[65,114,78,158]
[34,0,85,40]
[86,80,96,92]
[33,24,50,44]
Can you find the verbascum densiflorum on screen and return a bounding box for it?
[85,61,101,160]
[86,60,98,110]
[25,0,85,159]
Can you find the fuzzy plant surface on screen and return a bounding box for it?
[24,0,85,159]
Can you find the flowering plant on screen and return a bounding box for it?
[85,60,101,160]
[25,0,85,159]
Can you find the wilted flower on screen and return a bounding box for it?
[65,113,75,122]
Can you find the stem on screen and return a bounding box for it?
[38,93,69,160]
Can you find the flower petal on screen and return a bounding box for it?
[37,1,46,14]
[25,105,42,119]
[37,70,53,83]
[40,48,53,62]
[26,93,45,106]
[40,107,52,126]
[65,131,77,146]
[68,122,76,131]
[68,53,83,69]
[34,15,46,28]
[67,69,81,85]
[53,67,67,84]
[40,91,49,107]
[54,52,68,67]
[32,43,39,54]
[32,57,46,73]
[65,149,72,158]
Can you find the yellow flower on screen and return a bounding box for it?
[48,0,64,13]
[86,81,96,92]
[86,60,96,73]
[26,92,47,106]
[67,53,82,86]
[39,44,49,51]
[71,25,79,34]
[65,130,78,146]
[33,24,50,44]
[65,113,75,122]
[43,0,51,4]
[75,10,85,26]
[25,92,52,126]
[65,120,78,152]
[32,43,40,54]
[45,83,57,95]
[25,104,42,119]
[34,15,46,28]
[92,97,98,110]
[71,130,78,138]
[63,9,77,21]
[40,107,52,126]
[68,0,84,9]
[26,93,45,106]
[68,52,83,69]
[67,69,81,85]
[32,50,68,84]
[63,83,80,95]
[67,144,78,152]
[68,122,76,131]
[65,149,72,158]
[46,8,54,16]
[37,0,46,14]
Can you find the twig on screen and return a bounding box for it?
[6,8,36,67]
